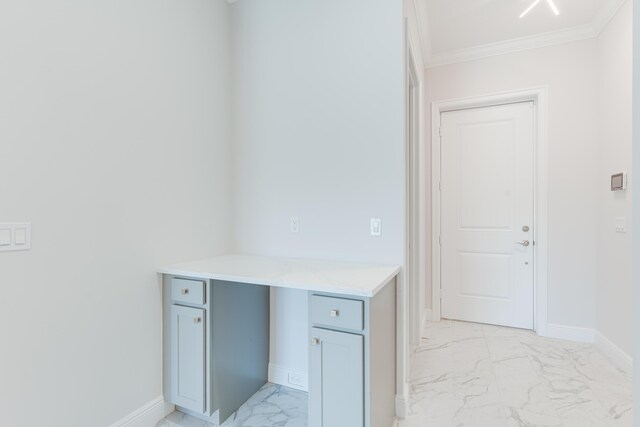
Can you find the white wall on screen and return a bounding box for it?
[595,0,633,358]
[230,0,404,385]
[0,1,232,426]
[426,40,600,330]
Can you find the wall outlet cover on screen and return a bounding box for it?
[290,217,300,233]
[288,372,304,388]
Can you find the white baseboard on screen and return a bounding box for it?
[395,393,408,419]
[421,309,433,329]
[268,363,308,392]
[546,323,595,343]
[109,396,174,427]
[594,330,633,375]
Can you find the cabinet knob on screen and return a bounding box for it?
[330,309,340,318]
[194,317,202,324]
[181,288,189,295]
[311,338,321,346]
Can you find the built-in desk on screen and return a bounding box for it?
[159,254,400,427]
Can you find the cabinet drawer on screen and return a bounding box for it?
[171,278,205,305]
[310,295,363,331]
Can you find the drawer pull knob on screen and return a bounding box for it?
[181,288,189,295]
[194,317,202,324]
[311,338,321,346]
[330,309,340,318]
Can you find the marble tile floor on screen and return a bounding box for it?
[400,320,633,427]
[156,383,308,427]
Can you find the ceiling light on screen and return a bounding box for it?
[520,0,560,18]
[546,0,560,16]
[519,0,542,18]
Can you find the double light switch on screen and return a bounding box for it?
[0,223,31,252]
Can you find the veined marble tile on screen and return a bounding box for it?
[222,383,307,427]
[158,384,307,427]
[486,336,527,362]
[493,356,558,417]
[587,380,633,427]
[503,407,563,427]
[409,320,632,427]
[159,411,216,427]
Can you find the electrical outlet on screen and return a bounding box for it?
[290,217,299,233]
[615,217,626,233]
[288,372,304,388]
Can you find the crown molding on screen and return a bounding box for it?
[426,23,596,68]
[424,0,628,69]
[226,0,240,4]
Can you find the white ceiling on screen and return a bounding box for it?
[416,0,627,67]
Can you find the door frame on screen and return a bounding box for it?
[406,39,422,349]
[431,87,549,335]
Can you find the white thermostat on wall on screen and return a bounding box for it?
[611,172,627,191]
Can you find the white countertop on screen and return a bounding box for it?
[158,254,400,297]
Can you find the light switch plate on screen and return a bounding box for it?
[14,228,27,245]
[371,218,382,236]
[0,223,31,251]
[0,229,11,246]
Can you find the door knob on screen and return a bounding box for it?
[181,288,189,295]
[522,225,530,232]
[330,309,340,318]
[311,338,321,346]
[515,240,530,247]
[194,317,202,324]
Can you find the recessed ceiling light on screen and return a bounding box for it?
[519,0,560,18]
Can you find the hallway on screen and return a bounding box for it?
[401,320,632,427]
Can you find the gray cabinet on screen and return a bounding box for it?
[309,327,364,427]
[309,285,396,427]
[163,276,270,424]
[170,305,206,413]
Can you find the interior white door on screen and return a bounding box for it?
[440,102,534,329]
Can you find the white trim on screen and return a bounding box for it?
[546,324,595,343]
[421,309,433,328]
[395,394,408,419]
[423,0,628,68]
[108,397,173,427]
[431,87,549,336]
[406,32,423,349]
[594,331,633,375]
[427,24,595,68]
[268,363,308,392]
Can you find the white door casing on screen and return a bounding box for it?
[440,102,535,329]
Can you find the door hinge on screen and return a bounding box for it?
[439,127,442,138]
[439,180,442,191]
[438,235,442,246]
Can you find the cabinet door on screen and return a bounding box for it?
[309,327,364,427]
[170,305,206,413]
